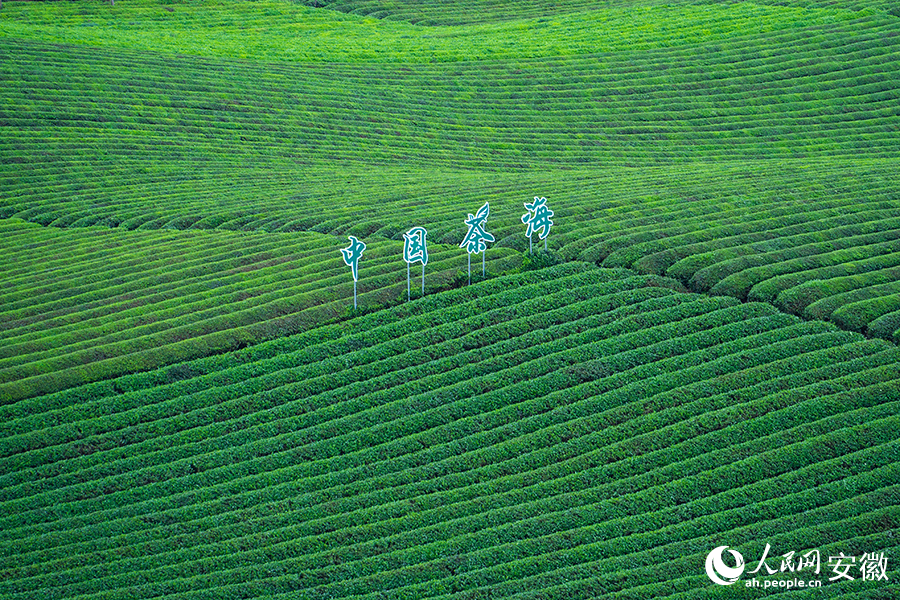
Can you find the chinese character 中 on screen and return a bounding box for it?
[460,201,495,254]
[403,227,428,265]
[340,235,366,282]
[522,196,554,240]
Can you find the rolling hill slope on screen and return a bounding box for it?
[0,219,519,400]
[297,0,900,25]
[1,265,898,598]
[2,0,899,341]
[1,0,899,597]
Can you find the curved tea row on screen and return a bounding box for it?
[299,0,900,25]
[0,265,897,598]
[2,2,899,340]
[0,219,519,401]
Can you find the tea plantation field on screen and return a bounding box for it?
[1,0,899,597]
[2,264,899,598]
[2,0,900,340]
[0,219,519,400]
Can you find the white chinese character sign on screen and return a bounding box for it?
[522,196,554,253]
[403,226,428,301]
[460,201,494,284]
[335,196,556,301]
[403,227,428,266]
[340,235,366,309]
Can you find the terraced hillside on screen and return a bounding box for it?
[2,265,899,599]
[299,0,900,25]
[0,219,518,401]
[2,0,900,597]
[2,3,897,168]
[2,0,899,341]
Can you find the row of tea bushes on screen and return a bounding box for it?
[299,0,900,25]
[2,1,899,341]
[1,265,897,598]
[0,219,520,401]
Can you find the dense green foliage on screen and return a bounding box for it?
[0,219,518,400]
[298,0,900,25]
[0,1,865,61]
[2,0,900,597]
[1,265,898,598]
[1,0,899,337]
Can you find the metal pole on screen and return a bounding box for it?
[529,234,533,255]
[468,253,471,285]
[482,251,485,278]
[421,263,425,296]
[407,261,410,301]
[353,279,357,309]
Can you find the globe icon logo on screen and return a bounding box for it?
[706,546,746,585]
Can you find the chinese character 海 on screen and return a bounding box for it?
[522,196,554,240]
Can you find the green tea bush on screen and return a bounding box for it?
[805,280,900,323]
[831,290,900,334]
[866,310,900,343]
[775,264,900,315]
[710,239,900,301]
